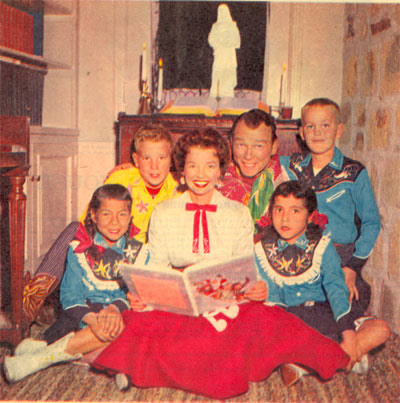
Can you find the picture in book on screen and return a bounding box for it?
[119,255,258,316]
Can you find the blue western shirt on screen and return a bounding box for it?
[280,147,380,273]
[61,233,134,325]
[255,231,353,331]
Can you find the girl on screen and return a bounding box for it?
[255,180,390,385]
[92,129,349,399]
[4,184,143,382]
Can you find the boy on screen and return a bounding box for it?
[23,124,178,323]
[104,124,178,243]
[281,98,380,311]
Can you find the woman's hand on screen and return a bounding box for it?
[127,291,147,311]
[342,266,358,303]
[244,280,268,302]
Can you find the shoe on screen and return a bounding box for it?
[280,364,301,387]
[115,373,131,391]
[4,332,81,383]
[14,338,47,355]
[352,355,369,375]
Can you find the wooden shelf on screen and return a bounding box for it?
[0,45,70,70]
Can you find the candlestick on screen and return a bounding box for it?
[279,63,287,107]
[157,58,163,105]
[142,42,147,83]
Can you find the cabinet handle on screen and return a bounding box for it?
[36,175,41,182]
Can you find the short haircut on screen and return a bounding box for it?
[130,124,173,161]
[173,127,231,180]
[301,98,341,124]
[268,180,322,240]
[268,180,317,217]
[231,109,277,143]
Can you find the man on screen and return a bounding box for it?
[219,109,289,231]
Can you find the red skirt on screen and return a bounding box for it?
[93,303,349,399]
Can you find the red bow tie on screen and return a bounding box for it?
[185,203,217,253]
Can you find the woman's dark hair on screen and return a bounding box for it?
[172,127,231,188]
[83,184,132,262]
[268,180,322,240]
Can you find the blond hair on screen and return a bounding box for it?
[130,124,173,157]
[301,98,341,124]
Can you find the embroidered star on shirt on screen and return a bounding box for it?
[124,244,139,262]
[276,256,294,273]
[267,243,278,258]
[136,200,149,213]
[93,260,111,279]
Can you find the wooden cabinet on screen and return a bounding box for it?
[24,127,78,274]
[116,113,303,164]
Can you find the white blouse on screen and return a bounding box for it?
[148,190,254,268]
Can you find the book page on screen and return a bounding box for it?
[184,255,258,314]
[120,264,197,316]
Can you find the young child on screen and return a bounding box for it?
[4,184,144,382]
[92,129,350,400]
[23,124,178,323]
[105,124,178,243]
[255,181,390,385]
[281,98,380,312]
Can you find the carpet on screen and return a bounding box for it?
[1,330,399,402]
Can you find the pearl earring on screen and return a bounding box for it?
[180,177,185,185]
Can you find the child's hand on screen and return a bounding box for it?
[97,304,125,340]
[127,291,147,311]
[86,305,124,342]
[342,266,359,302]
[105,162,134,179]
[244,280,268,302]
[340,329,359,371]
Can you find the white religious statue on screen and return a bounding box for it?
[208,4,241,98]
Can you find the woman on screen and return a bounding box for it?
[92,128,349,399]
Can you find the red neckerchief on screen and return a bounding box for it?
[185,203,217,253]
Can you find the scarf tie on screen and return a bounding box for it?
[185,203,217,253]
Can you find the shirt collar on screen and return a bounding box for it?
[93,232,126,252]
[300,147,343,171]
[277,232,308,251]
[328,147,344,171]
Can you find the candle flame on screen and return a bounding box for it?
[283,63,287,71]
[143,42,146,50]
[159,58,163,68]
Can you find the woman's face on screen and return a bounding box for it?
[183,147,221,204]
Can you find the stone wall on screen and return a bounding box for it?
[341,4,400,334]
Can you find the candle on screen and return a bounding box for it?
[279,63,287,107]
[157,58,163,104]
[217,80,220,99]
[142,42,147,83]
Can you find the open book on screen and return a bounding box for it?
[119,255,258,316]
[160,95,270,117]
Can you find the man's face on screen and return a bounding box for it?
[132,139,172,188]
[232,121,277,178]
